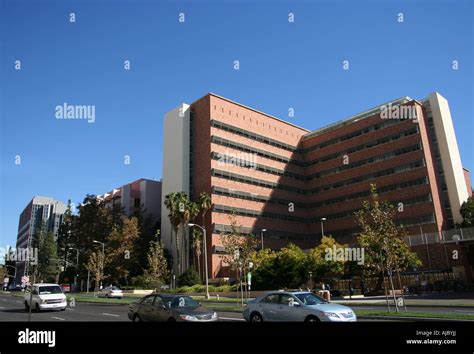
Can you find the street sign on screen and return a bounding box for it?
[21,276,29,285]
[247,272,252,285]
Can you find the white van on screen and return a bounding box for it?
[24,283,67,312]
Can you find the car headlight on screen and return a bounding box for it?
[212,312,218,319]
[179,314,198,321]
[323,312,340,318]
[41,299,47,304]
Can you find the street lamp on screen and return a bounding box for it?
[188,223,210,299]
[320,218,326,238]
[260,229,267,250]
[68,247,80,290]
[93,240,105,290]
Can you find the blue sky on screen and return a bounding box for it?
[1,0,473,248]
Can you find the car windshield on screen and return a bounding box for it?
[38,286,63,295]
[295,293,327,305]
[165,296,200,308]
[110,286,120,290]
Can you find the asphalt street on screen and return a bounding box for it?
[1,292,471,322]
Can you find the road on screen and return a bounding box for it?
[2,292,469,322]
[0,292,245,322]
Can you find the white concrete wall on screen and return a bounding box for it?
[428,92,469,224]
[160,103,190,275]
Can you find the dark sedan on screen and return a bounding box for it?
[128,294,219,322]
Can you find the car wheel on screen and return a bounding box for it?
[167,317,176,322]
[60,308,66,311]
[24,301,29,312]
[35,303,41,312]
[250,312,263,322]
[133,314,142,322]
[305,315,320,322]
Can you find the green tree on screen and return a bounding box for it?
[251,244,307,290]
[356,184,421,291]
[72,195,117,282]
[192,228,203,279]
[460,196,474,227]
[143,240,169,290]
[37,231,58,282]
[85,251,106,293]
[106,217,140,285]
[306,236,346,281]
[178,268,201,287]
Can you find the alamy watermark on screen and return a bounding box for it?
[380,103,418,122]
[0,246,38,265]
[325,246,365,265]
[216,151,257,169]
[55,102,95,123]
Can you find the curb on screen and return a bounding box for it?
[358,315,474,322]
[336,302,474,309]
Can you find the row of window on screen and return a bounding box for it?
[211,125,420,171]
[213,223,310,241]
[211,142,422,184]
[213,185,433,220]
[214,202,436,230]
[309,177,429,208]
[211,136,303,166]
[212,155,426,198]
[212,168,306,194]
[307,143,422,179]
[304,126,419,166]
[307,159,425,195]
[211,120,298,153]
[302,116,407,153]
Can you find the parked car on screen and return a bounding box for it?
[243,291,357,322]
[24,283,67,312]
[128,294,218,322]
[8,283,21,291]
[98,286,123,299]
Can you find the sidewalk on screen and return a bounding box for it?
[332,293,474,307]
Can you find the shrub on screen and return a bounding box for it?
[178,269,201,287]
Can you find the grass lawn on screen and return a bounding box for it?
[191,296,247,303]
[66,295,135,304]
[355,310,474,321]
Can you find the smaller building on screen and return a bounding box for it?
[15,196,67,283]
[97,178,162,225]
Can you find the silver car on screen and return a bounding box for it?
[128,294,218,322]
[243,291,356,322]
[98,286,123,299]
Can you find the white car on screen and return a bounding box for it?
[98,286,123,299]
[24,283,67,312]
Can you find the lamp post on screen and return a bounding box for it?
[68,247,80,290]
[320,218,326,238]
[260,229,267,250]
[93,240,105,291]
[188,223,210,299]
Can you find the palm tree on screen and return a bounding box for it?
[198,192,213,279]
[192,228,203,279]
[176,192,200,273]
[198,192,213,228]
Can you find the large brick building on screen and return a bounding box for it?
[161,92,472,281]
